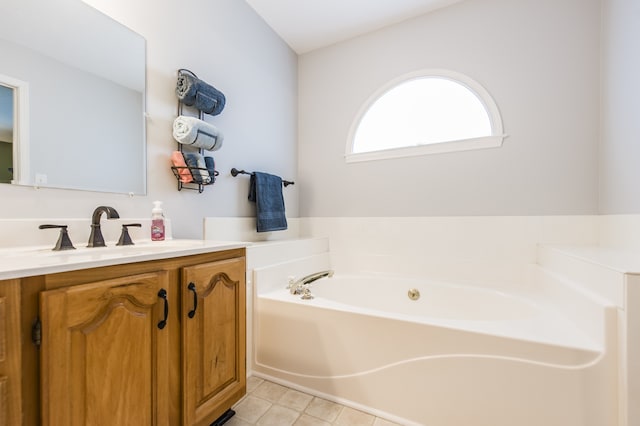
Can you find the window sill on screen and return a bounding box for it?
[345,134,507,163]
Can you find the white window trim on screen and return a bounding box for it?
[345,69,507,163]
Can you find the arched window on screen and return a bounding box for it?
[346,70,505,162]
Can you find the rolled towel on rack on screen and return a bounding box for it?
[182,151,211,184]
[176,71,226,115]
[172,116,224,151]
[170,151,193,183]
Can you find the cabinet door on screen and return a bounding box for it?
[40,271,170,426]
[0,280,21,426]
[182,258,246,426]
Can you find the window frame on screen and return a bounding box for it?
[345,69,506,163]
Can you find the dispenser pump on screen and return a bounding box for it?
[151,201,165,241]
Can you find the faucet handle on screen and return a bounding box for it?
[300,285,314,300]
[39,224,76,251]
[286,276,296,289]
[116,223,142,246]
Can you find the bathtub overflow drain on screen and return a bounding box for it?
[407,288,420,301]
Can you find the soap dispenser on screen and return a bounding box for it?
[151,201,165,241]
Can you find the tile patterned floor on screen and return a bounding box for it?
[228,376,404,426]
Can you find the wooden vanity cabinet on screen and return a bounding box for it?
[0,280,22,426]
[40,271,171,425]
[16,248,246,426]
[182,258,246,426]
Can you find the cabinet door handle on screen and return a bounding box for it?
[157,289,169,329]
[187,282,198,318]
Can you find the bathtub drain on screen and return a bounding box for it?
[407,288,420,301]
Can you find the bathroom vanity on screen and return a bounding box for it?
[0,242,246,426]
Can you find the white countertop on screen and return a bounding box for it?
[0,239,248,280]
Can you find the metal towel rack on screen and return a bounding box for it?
[172,68,216,193]
[230,168,294,187]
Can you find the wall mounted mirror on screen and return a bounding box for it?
[0,0,146,194]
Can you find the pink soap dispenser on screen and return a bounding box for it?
[151,201,165,241]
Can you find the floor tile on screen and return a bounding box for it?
[253,380,289,403]
[256,404,300,426]
[241,378,405,426]
[224,415,254,426]
[246,376,265,393]
[304,397,343,423]
[293,413,332,426]
[234,395,272,423]
[335,406,375,425]
[279,388,314,412]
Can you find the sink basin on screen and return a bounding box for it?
[39,239,214,258]
[123,239,205,249]
[4,239,203,257]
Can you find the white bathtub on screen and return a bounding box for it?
[314,274,552,322]
[252,271,618,426]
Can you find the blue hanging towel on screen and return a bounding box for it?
[248,172,288,232]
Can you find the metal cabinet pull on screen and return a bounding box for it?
[187,282,198,318]
[157,289,169,329]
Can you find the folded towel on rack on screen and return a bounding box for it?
[172,116,224,151]
[171,151,193,183]
[176,72,226,115]
[182,151,211,184]
[248,172,287,232]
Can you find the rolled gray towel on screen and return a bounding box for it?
[172,116,224,151]
[182,152,211,184]
[176,72,226,116]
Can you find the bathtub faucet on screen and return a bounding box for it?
[287,270,334,298]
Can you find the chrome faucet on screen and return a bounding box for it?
[87,206,120,247]
[287,270,334,299]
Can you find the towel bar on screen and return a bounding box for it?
[230,168,294,187]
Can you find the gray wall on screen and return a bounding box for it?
[600,0,640,214]
[1,0,635,241]
[0,0,298,239]
[298,0,601,217]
